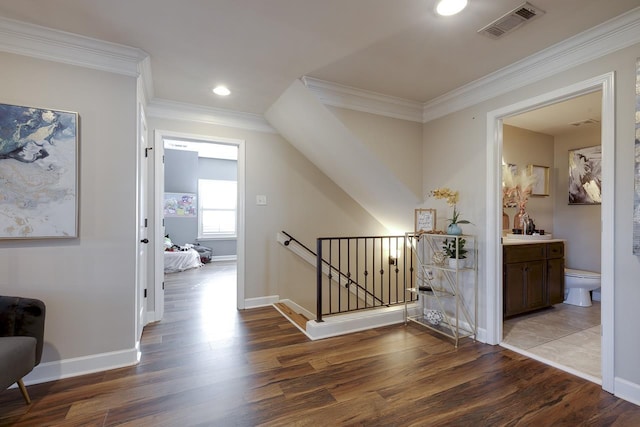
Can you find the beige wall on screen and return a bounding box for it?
[422,106,487,232]
[503,125,555,234]
[0,52,138,362]
[327,106,423,199]
[554,126,602,272]
[423,43,640,386]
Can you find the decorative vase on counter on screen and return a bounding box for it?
[447,223,462,235]
[513,207,527,232]
[503,210,510,230]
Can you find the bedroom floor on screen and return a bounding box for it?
[164,260,237,315]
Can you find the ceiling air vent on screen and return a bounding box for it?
[478,2,545,39]
[568,118,600,127]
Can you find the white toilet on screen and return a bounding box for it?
[564,268,601,307]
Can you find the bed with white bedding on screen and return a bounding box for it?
[164,249,202,273]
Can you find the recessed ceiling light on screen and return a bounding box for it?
[213,85,231,96]
[436,0,468,16]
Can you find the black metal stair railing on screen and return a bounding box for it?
[315,234,416,322]
[281,231,387,308]
[281,231,416,322]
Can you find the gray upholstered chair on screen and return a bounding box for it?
[0,296,46,404]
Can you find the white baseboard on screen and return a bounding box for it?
[211,255,237,262]
[283,301,488,344]
[306,304,411,340]
[20,347,140,386]
[245,295,279,309]
[615,377,640,406]
[146,310,158,323]
[475,326,488,344]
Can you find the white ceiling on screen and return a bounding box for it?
[0,0,637,118]
[504,91,603,136]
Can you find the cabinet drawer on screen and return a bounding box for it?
[503,244,545,263]
[547,242,564,259]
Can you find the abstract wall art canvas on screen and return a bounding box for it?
[0,103,78,239]
[634,58,640,255]
[568,145,602,205]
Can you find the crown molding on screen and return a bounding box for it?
[138,56,155,105]
[301,76,423,123]
[2,6,637,127]
[146,99,276,134]
[0,16,147,77]
[301,8,640,124]
[422,6,640,122]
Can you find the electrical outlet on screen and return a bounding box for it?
[256,195,267,205]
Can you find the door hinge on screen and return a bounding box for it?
[144,218,148,228]
[162,281,165,290]
[144,289,147,298]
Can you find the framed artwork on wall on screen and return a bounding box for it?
[164,193,197,217]
[528,164,550,196]
[568,145,602,205]
[0,102,78,239]
[415,209,436,233]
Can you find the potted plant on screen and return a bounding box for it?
[428,187,471,235]
[447,206,471,236]
[443,238,467,268]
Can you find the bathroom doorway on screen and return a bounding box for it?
[500,91,603,383]
[485,73,615,392]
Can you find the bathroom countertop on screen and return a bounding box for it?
[502,237,566,245]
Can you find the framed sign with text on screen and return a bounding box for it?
[415,209,436,233]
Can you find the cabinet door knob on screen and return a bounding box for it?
[140,238,149,244]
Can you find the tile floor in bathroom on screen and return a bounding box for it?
[502,301,601,379]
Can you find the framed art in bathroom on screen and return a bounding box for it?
[568,145,602,205]
[528,164,549,197]
[0,102,78,239]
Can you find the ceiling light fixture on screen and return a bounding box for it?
[436,0,468,16]
[213,85,231,96]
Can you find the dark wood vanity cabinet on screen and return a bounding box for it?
[503,242,565,318]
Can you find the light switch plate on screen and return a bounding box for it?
[256,195,267,205]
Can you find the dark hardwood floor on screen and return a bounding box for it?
[2,262,639,426]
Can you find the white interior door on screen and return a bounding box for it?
[154,131,166,321]
[136,106,149,341]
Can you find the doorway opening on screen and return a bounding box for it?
[485,73,615,392]
[500,90,602,383]
[153,130,246,323]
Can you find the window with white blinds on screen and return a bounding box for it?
[198,179,237,238]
